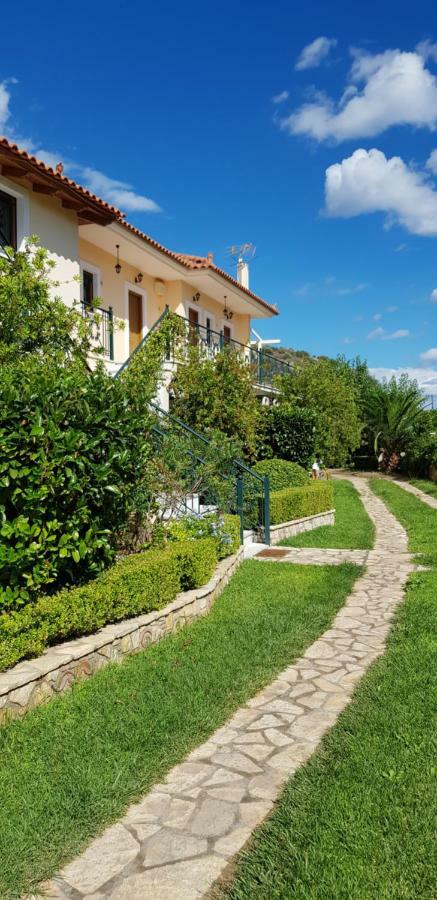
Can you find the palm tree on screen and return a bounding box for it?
[364,375,426,473]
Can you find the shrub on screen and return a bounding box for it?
[0,359,158,611]
[0,538,218,672]
[168,513,241,559]
[253,459,309,490]
[269,482,334,525]
[260,404,316,466]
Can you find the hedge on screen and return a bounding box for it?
[168,513,241,560]
[253,459,308,491]
[269,482,334,525]
[0,537,218,672]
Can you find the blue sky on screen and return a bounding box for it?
[2,0,437,391]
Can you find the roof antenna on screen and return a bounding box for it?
[227,243,256,289]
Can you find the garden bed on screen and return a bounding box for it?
[0,547,242,723]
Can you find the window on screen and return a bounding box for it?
[82,269,95,307]
[223,324,232,345]
[0,190,17,250]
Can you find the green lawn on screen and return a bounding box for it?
[0,560,360,899]
[410,478,437,500]
[220,481,437,900]
[279,479,374,550]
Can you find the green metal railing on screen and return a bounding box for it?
[173,313,293,389]
[81,301,114,361]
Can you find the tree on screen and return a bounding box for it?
[170,346,262,461]
[260,404,316,467]
[364,375,426,472]
[279,357,362,466]
[0,238,97,366]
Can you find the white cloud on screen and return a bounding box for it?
[367,326,386,340]
[0,78,161,214]
[272,90,289,104]
[69,165,161,213]
[283,47,437,142]
[324,147,437,237]
[386,305,399,312]
[334,282,368,295]
[373,313,382,321]
[421,347,437,361]
[295,36,337,71]
[367,325,410,340]
[416,40,437,63]
[0,78,17,132]
[394,243,407,252]
[426,149,437,173]
[430,289,437,303]
[370,366,437,394]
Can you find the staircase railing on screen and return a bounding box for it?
[115,308,271,543]
[81,301,114,360]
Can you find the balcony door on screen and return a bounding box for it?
[188,306,199,346]
[128,291,143,353]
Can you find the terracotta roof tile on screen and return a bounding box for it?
[0,137,123,219]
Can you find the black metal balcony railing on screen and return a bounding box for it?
[174,314,293,389]
[81,302,114,361]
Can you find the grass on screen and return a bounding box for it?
[279,479,374,550]
[0,560,360,899]
[410,478,437,500]
[219,480,437,900]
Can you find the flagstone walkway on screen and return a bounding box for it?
[391,478,437,509]
[34,478,415,900]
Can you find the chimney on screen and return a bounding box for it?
[236,257,249,290]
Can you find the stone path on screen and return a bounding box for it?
[255,546,370,566]
[34,478,415,900]
[391,478,437,509]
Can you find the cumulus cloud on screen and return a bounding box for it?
[324,148,437,236]
[421,347,437,361]
[430,289,437,303]
[370,366,437,394]
[283,47,437,142]
[271,90,289,104]
[373,313,382,321]
[295,37,337,71]
[0,78,161,214]
[367,326,410,340]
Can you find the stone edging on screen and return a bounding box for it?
[270,509,335,544]
[0,549,243,724]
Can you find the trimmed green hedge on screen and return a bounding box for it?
[219,514,241,558]
[168,514,241,560]
[0,538,217,672]
[270,482,334,525]
[253,459,308,490]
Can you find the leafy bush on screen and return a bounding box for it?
[253,459,309,490]
[169,514,241,559]
[260,405,316,466]
[0,359,156,611]
[0,538,218,672]
[269,482,334,525]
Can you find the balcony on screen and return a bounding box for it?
[174,314,293,390]
[81,302,114,361]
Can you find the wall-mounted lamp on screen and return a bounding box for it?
[135,272,143,284]
[223,295,234,320]
[114,244,122,275]
[192,292,200,303]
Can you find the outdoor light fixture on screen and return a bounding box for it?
[192,291,200,303]
[135,272,143,284]
[223,296,234,320]
[114,244,122,275]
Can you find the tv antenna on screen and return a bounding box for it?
[227,243,256,262]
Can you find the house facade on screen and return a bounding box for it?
[0,138,289,406]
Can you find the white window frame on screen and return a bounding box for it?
[0,179,30,255]
[124,281,148,360]
[79,260,101,305]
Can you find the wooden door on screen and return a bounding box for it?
[188,306,199,345]
[129,291,143,353]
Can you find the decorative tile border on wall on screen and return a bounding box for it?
[270,509,335,544]
[0,549,243,724]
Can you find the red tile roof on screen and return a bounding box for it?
[0,137,122,220]
[0,137,278,315]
